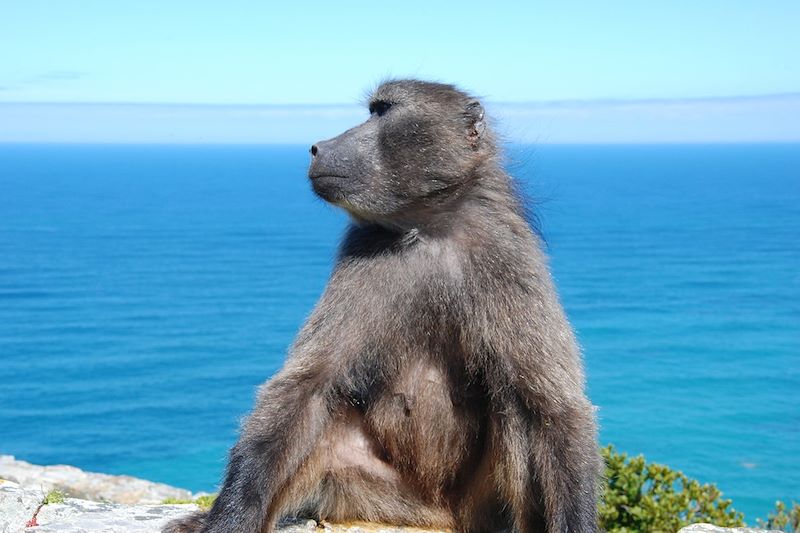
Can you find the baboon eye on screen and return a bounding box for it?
[369,101,392,117]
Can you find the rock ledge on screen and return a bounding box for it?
[0,456,192,505]
[677,524,783,533]
[1,479,449,533]
[0,456,784,533]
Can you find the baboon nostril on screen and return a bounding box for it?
[310,145,318,156]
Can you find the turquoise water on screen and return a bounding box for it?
[0,144,797,521]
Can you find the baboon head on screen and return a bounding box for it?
[308,80,493,227]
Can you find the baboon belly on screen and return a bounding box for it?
[363,361,485,494]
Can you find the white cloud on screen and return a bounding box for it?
[1,95,798,144]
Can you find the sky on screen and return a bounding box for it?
[1,1,799,143]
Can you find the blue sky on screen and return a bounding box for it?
[2,1,799,142]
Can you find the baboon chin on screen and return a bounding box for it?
[164,79,602,533]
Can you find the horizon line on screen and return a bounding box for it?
[2,92,799,109]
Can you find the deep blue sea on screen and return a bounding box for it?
[0,144,797,521]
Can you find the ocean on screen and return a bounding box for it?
[0,143,797,521]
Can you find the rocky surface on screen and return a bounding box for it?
[0,480,784,533]
[678,524,783,533]
[27,496,199,533]
[0,459,448,533]
[1,479,446,533]
[0,456,192,505]
[0,481,42,533]
[0,457,783,533]
[1,478,198,532]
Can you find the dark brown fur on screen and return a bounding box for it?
[163,79,602,533]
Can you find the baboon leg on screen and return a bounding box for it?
[164,366,334,533]
[451,429,509,533]
[271,407,455,529]
[275,468,455,529]
[161,512,206,533]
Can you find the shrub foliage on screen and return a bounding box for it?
[599,445,744,533]
[758,500,800,533]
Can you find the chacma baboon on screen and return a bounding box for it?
[164,79,602,533]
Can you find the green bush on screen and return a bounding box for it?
[758,500,800,532]
[600,445,744,533]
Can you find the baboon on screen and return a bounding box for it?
[164,79,602,533]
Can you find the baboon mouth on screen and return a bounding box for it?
[309,174,350,204]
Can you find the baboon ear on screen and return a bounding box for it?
[465,101,485,139]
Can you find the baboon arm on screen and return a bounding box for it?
[201,363,332,533]
[527,401,600,533]
[513,354,601,533]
